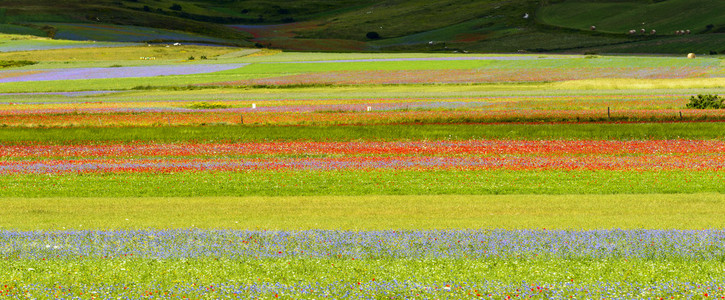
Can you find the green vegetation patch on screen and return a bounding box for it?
[0,60,36,68]
[687,94,723,109]
[2,258,724,298]
[186,102,232,109]
[2,169,724,198]
[2,123,725,144]
[2,194,725,230]
[538,0,725,34]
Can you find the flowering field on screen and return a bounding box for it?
[1,48,724,298]
[3,90,725,126]
[2,229,725,298]
[0,64,248,83]
[3,140,725,174]
[213,66,716,86]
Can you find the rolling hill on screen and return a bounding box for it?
[0,0,723,53]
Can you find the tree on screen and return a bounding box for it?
[366,32,381,39]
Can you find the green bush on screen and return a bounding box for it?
[686,94,723,109]
[187,102,231,109]
[0,60,37,68]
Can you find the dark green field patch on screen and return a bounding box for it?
[2,122,724,144]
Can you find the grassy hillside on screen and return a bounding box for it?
[538,0,725,34]
[0,0,723,53]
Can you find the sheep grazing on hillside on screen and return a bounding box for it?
[685,30,691,34]
[650,29,656,35]
[590,25,596,31]
[675,30,681,35]
[628,29,637,35]
[640,28,646,34]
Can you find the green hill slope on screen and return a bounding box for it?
[538,0,725,34]
[0,0,722,53]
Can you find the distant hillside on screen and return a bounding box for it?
[0,0,723,53]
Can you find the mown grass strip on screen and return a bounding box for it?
[2,122,725,144]
[2,170,724,198]
[2,194,725,230]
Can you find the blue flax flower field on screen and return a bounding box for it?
[2,230,725,298]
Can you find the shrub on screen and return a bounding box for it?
[188,56,195,60]
[170,4,182,11]
[187,102,231,109]
[366,32,381,39]
[0,60,37,68]
[686,94,723,109]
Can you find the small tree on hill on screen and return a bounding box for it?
[366,32,381,39]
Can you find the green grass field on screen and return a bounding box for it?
[3,122,725,144]
[3,169,725,198]
[3,194,725,230]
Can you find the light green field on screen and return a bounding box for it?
[2,194,725,230]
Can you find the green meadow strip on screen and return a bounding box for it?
[2,194,725,230]
[2,122,725,144]
[2,259,724,297]
[2,170,724,198]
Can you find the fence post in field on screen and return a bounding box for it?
[607,107,610,120]
[241,115,243,125]
[680,111,683,120]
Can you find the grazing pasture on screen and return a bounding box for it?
[1,38,724,298]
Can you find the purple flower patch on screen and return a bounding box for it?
[0,63,248,83]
